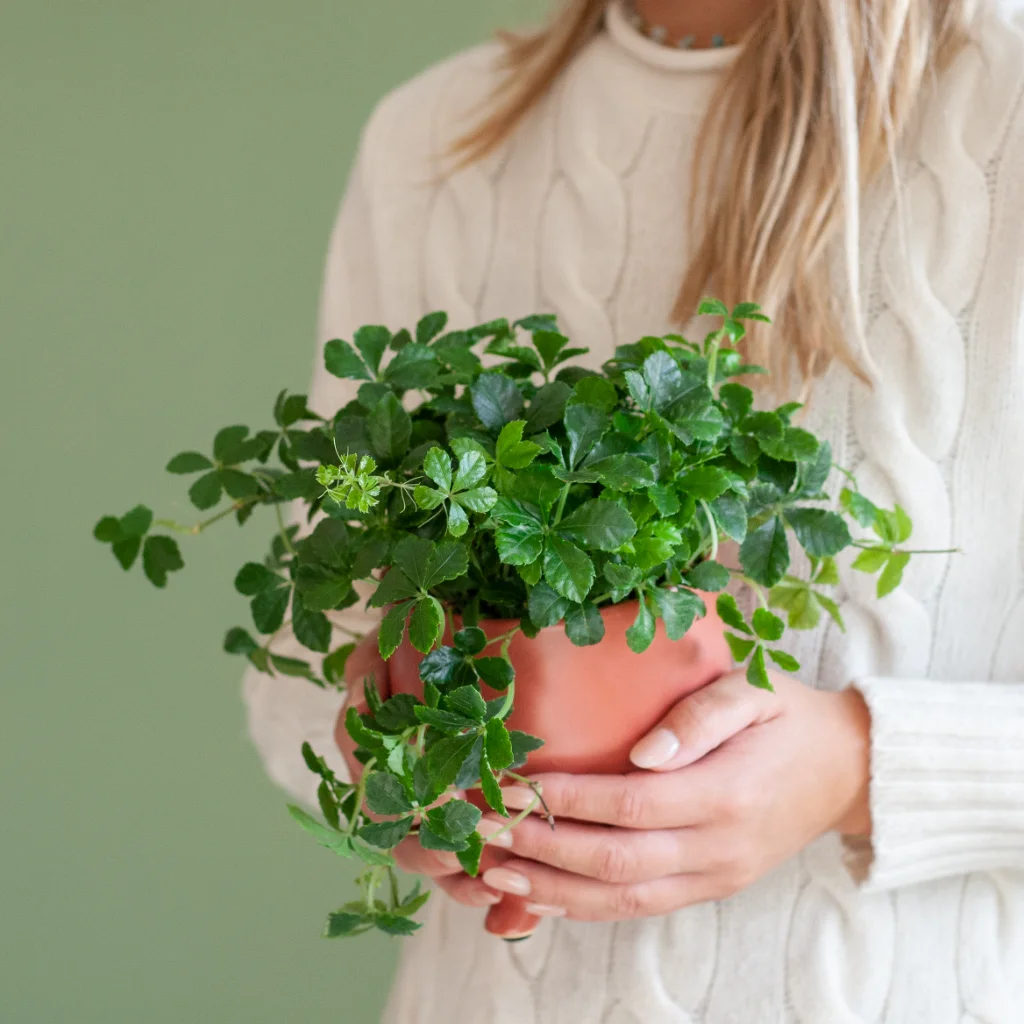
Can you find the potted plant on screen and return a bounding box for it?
[95,300,920,940]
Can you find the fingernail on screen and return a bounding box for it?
[501,786,535,810]
[473,891,503,907]
[482,867,532,896]
[524,903,566,918]
[436,852,462,870]
[477,819,513,848]
[629,728,680,769]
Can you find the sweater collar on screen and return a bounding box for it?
[604,0,740,73]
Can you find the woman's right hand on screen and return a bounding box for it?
[335,633,511,915]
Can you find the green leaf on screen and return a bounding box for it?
[372,694,421,734]
[384,344,439,390]
[213,425,250,463]
[189,471,223,510]
[740,515,790,587]
[532,329,568,370]
[365,773,414,815]
[416,311,449,346]
[496,420,542,470]
[730,435,761,466]
[324,339,371,380]
[718,383,754,421]
[414,485,446,510]
[453,487,497,514]
[166,451,213,474]
[424,542,469,588]
[300,569,355,611]
[270,654,315,679]
[642,351,686,411]
[219,469,261,500]
[716,593,752,634]
[291,593,331,653]
[112,536,142,570]
[746,646,773,690]
[424,733,480,795]
[677,467,732,501]
[725,633,757,662]
[374,915,421,937]
[785,509,852,558]
[648,484,681,515]
[423,447,452,490]
[698,297,729,317]
[471,374,524,431]
[454,627,487,655]
[323,912,368,938]
[840,488,880,529]
[877,550,911,598]
[564,404,608,467]
[426,798,481,842]
[456,831,485,876]
[322,643,355,686]
[564,601,605,646]
[119,505,153,537]
[288,805,351,853]
[525,382,572,433]
[528,582,570,628]
[417,821,468,852]
[474,657,514,691]
[478,759,507,816]
[508,731,544,770]
[852,547,890,573]
[379,602,411,660]
[446,502,469,537]
[493,503,545,565]
[141,535,183,588]
[543,537,595,603]
[453,735,484,790]
[453,450,488,491]
[767,648,800,672]
[419,647,464,687]
[652,588,703,640]
[445,685,487,722]
[359,817,413,849]
[368,393,412,463]
[685,560,731,592]
[556,499,636,551]
[354,325,391,374]
[93,516,122,543]
[752,607,785,642]
[408,597,444,654]
[251,585,290,634]
[626,593,656,653]
[414,706,479,732]
[485,719,514,771]
[223,627,259,657]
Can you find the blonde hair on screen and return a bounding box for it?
[453,0,978,389]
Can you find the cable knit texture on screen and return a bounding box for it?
[243,2,1024,1019]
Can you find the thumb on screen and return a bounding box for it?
[343,631,389,709]
[628,671,779,772]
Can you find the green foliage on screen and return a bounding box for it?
[95,298,929,941]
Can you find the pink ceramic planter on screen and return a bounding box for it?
[389,595,732,775]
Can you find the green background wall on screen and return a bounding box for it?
[1,2,545,1021]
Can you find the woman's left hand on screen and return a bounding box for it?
[480,671,873,924]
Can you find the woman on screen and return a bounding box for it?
[244,0,1024,1019]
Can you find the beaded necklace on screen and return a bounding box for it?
[622,0,730,49]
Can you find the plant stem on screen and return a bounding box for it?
[388,867,400,908]
[700,499,719,563]
[729,570,769,609]
[153,499,254,535]
[274,502,297,555]
[482,627,520,649]
[552,483,570,527]
[852,542,960,555]
[348,757,376,838]
[503,771,554,828]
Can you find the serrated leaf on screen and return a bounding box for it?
[375,693,421,732]
[408,597,444,654]
[287,805,350,853]
[419,646,464,686]
[725,632,757,661]
[365,772,414,815]
[652,588,703,640]
[527,581,570,628]
[424,542,469,588]
[785,509,852,558]
[324,339,371,380]
[445,685,487,722]
[416,311,449,346]
[188,471,223,510]
[752,607,785,642]
[471,374,523,431]
[840,488,880,529]
[251,585,290,634]
[379,602,411,659]
[685,560,731,592]
[852,547,890,573]
[359,817,413,849]
[424,733,480,795]
[525,381,571,433]
[677,466,732,501]
[508,731,544,770]
[563,599,604,645]
[478,758,507,816]
[740,515,790,587]
[354,325,391,374]
[543,537,595,603]
[426,798,481,842]
[368,393,412,463]
[556,499,637,551]
[767,648,800,672]
[474,657,514,691]
[564,404,608,468]
[141,535,183,587]
[384,344,439,390]
[626,593,656,653]
[456,830,484,876]
[484,718,514,771]
[716,592,752,634]
[422,446,452,490]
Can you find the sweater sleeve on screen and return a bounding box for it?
[242,132,384,807]
[844,677,1024,891]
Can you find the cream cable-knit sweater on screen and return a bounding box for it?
[244,2,1024,1019]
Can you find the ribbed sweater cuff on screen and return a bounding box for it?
[845,677,1024,891]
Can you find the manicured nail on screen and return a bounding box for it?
[482,867,532,896]
[472,891,503,907]
[436,852,462,871]
[501,786,535,810]
[629,728,680,769]
[524,903,566,917]
[477,819,513,848]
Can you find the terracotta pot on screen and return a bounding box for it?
[389,596,732,776]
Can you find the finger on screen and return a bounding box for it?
[499,813,706,884]
[480,858,720,923]
[336,633,388,776]
[629,670,781,771]
[502,771,714,830]
[435,873,505,910]
[485,896,542,939]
